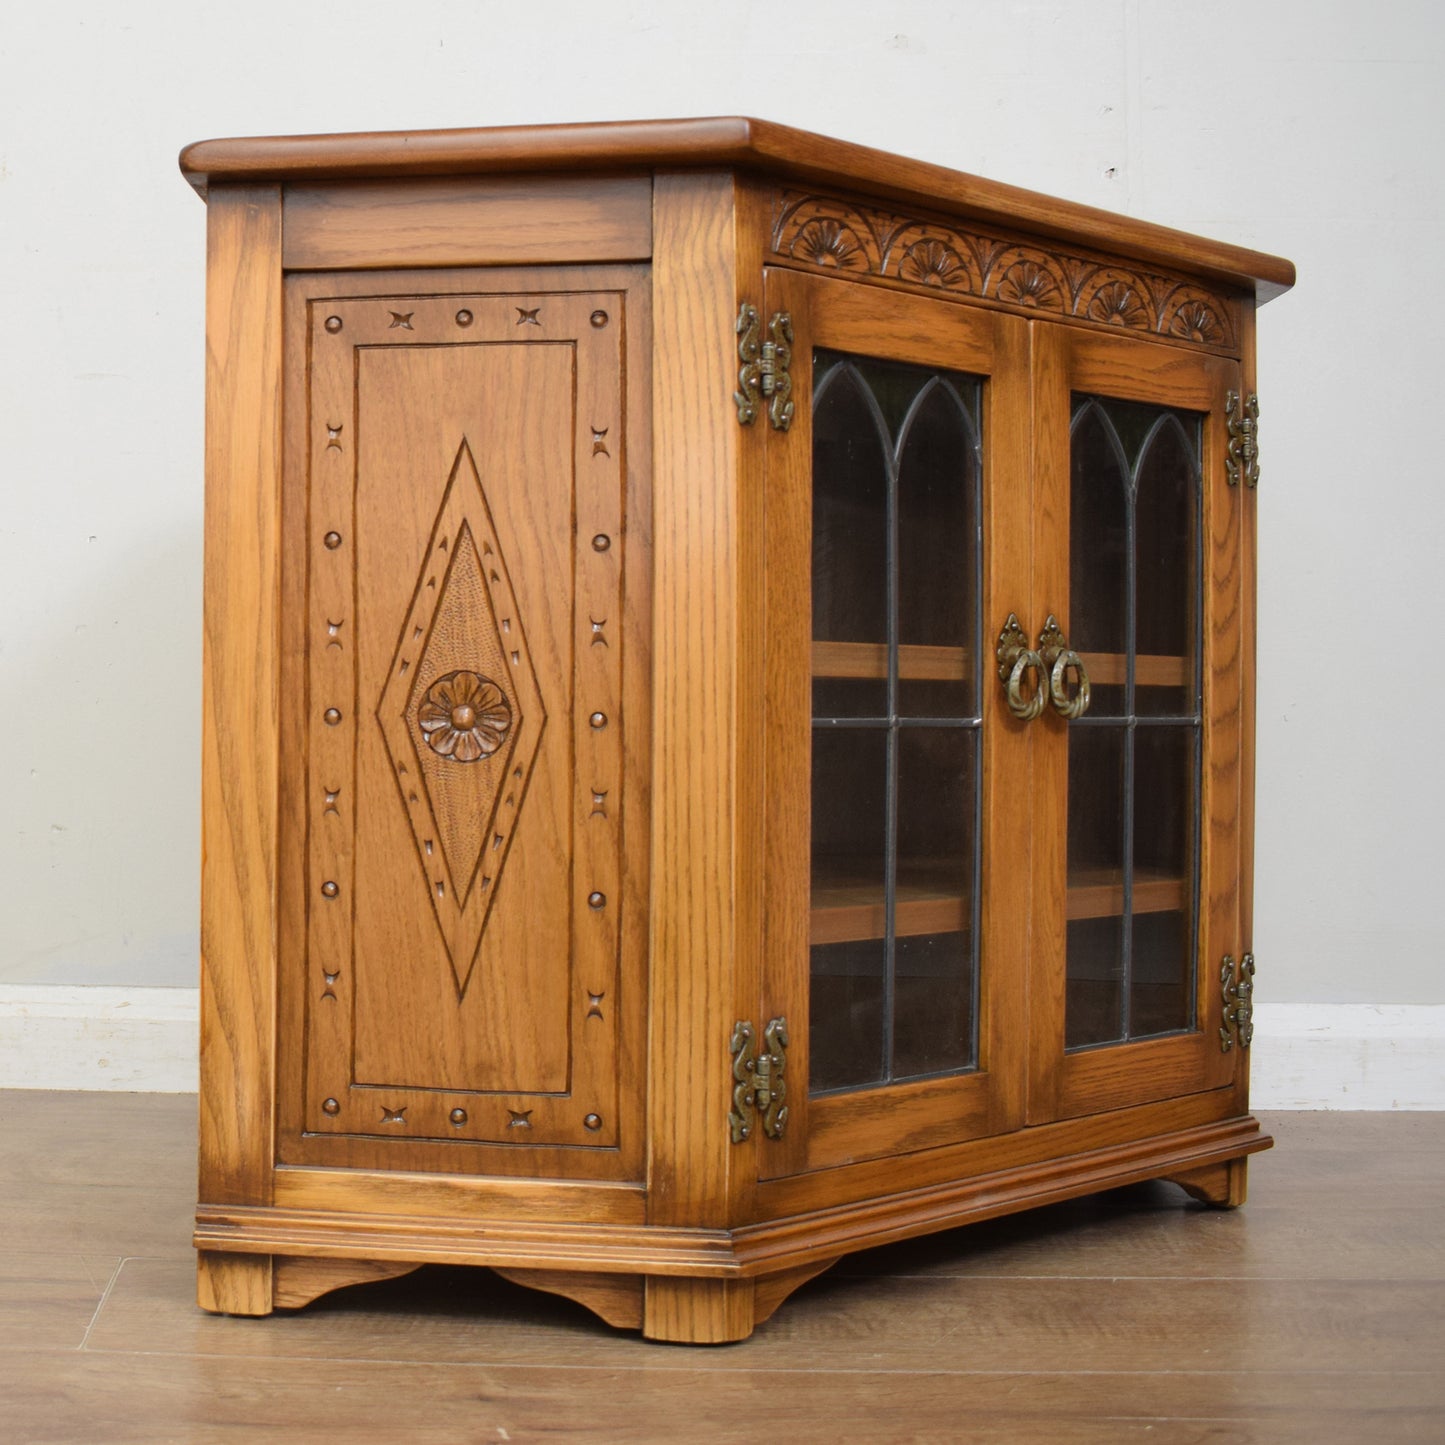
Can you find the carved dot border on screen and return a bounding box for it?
[771,191,1240,352]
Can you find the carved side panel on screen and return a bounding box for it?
[296,283,637,1166]
[772,191,1240,352]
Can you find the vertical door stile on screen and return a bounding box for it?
[981,309,1035,1133]
[1233,297,1261,1109]
[1025,322,1072,1125]
[1201,350,1246,1077]
[760,265,814,1179]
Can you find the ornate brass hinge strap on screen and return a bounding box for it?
[1225,390,1260,488]
[1236,953,1255,1047]
[1219,952,1256,1052]
[728,1017,790,1142]
[735,303,795,431]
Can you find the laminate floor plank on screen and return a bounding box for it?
[85,1254,1445,1377]
[0,1181,194,1258]
[0,1093,1440,1443]
[0,1253,118,1352]
[0,1091,195,1187]
[1,1352,1440,1445]
[843,1188,1445,1281]
[0,1091,195,1258]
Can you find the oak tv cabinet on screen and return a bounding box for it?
[183,117,1291,1342]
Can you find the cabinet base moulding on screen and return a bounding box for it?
[194,1115,1268,1337]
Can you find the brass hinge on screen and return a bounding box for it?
[1219,952,1256,1051]
[735,303,795,431]
[1225,390,1260,488]
[729,1017,790,1142]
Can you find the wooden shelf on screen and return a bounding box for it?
[812,641,968,682]
[1066,868,1186,922]
[811,641,1188,689]
[811,861,1185,945]
[1079,652,1190,688]
[811,860,968,945]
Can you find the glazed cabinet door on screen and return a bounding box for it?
[1027,325,1243,1121]
[762,269,1031,1178]
[276,266,649,1181]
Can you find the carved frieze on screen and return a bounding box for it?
[772,191,1239,351]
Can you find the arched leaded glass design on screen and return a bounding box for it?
[808,349,984,1094]
[1065,395,1203,1050]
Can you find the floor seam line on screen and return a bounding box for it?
[78,1255,128,1352]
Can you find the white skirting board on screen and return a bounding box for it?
[0,986,199,1092]
[0,988,1441,1106]
[1246,1003,1445,1110]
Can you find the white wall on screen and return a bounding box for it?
[2,1,1441,1004]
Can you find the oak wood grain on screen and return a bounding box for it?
[1164,1157,1248,1208]
[811,640,970,681]
[489,1267,644,1331]
[196,1250,272,1316]
[1237,298,1260,1116]
[755,1090,1250,1220]
[282,175,652,269]
[645,172,747,1231]
[642,1274,755,1343]
[198,186,283,1218]
[272,1256,420,1310]
[268,1166,647,1224]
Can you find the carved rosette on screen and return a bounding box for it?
[418,671,512,762]
[771,192,1239,351]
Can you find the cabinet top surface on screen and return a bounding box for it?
[179,115,1293,297]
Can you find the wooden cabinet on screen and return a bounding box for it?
[184,118,1292,1342]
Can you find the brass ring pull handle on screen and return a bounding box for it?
[1038,615,1091,719]
[996,613,1047,722]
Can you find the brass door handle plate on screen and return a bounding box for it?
[996,613,1047,721]
[1039,615,1091,719]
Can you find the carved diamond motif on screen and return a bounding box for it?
[376,439,547,997]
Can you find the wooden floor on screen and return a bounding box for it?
[0,1096,1441,1444]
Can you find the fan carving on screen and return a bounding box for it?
[771,192,1239,350]
[376,439,546,996]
